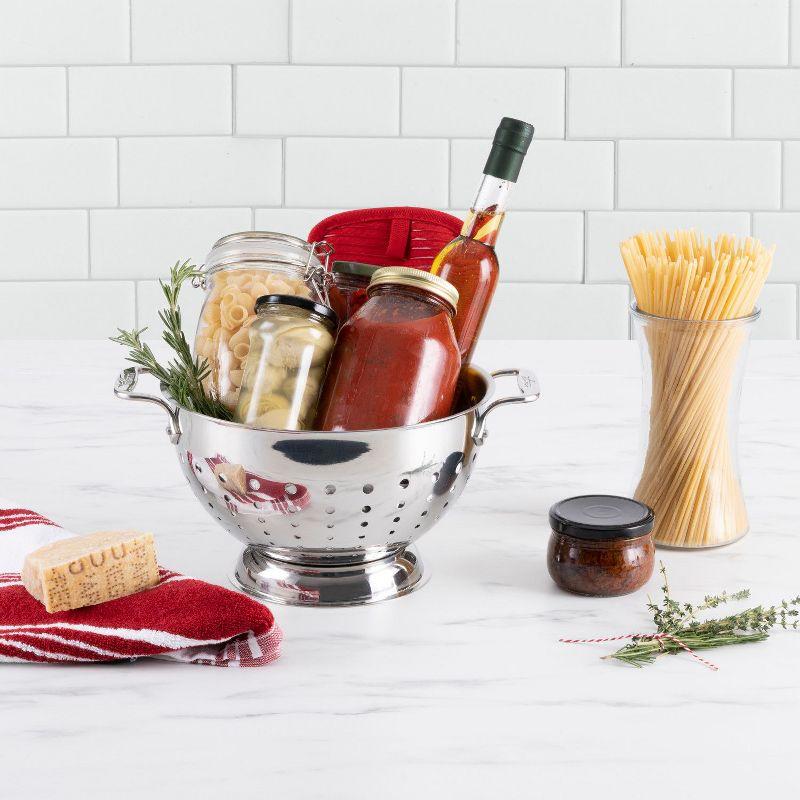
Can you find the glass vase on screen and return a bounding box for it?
[631,304,759,549]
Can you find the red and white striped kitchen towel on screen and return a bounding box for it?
[0,502,282,667]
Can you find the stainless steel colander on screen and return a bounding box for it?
[114,364,540,606]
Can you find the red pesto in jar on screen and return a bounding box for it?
[547,495,655,597]
[315,268,461,431]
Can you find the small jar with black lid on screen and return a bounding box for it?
[547,495,655,597]
[233,295,338,431]
[328,261,380,323]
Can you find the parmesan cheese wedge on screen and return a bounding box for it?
[22,531,159,613]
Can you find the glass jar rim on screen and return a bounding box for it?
[204,231,324,276]
[630,302,761,327]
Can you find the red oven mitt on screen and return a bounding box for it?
[308,207,462,270]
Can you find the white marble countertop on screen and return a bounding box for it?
[1,339,798,798]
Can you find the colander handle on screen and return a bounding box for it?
[114,366,181,445]
[472,368,540,446]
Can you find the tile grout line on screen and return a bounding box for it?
[730,68,735,137]
[620,0,626,66]
[128,0,133,62]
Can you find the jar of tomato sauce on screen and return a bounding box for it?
[328,261,379,324]
[315,267,461,431]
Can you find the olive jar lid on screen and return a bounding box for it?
[332,260,380,278]
[548,495,654,541]
[255,294,339,328]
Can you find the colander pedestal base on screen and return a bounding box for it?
[232,545,426,607]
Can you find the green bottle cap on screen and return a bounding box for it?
[483,117,535,183]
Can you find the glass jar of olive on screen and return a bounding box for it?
[234,295,338,431]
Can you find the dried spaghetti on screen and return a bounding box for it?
[621,230,774,548]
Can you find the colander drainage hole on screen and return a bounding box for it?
[325,484,336,495]
[285,484,298,496]
[397,501,405,509]
[393,516,400,523]
[258,517,266,524]
[223,494,231,502]
[414,524,421,529]
[327,536,334,541]
[360,521,368,527]
[444,501,449,508]
[362,505,371,513]
[399,478,409,489]
[326,523,335,529]
[216,516,222,521]
[294,534,301,540]
[325,506,335,515]
[358,535,366,539]
[362,484,374,494]
[290,522,300,529]
[432,472,440,482]
[208,502,213,508]
[421,511,428,517]
[389,530,395,535]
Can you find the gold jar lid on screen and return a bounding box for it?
[369,266,459,311]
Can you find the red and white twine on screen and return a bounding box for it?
[559,632,720,671]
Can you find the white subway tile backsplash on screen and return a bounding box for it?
[734,70,800,137]
[569,69,731,138]
[753,213,800,281]
[493,212,584,282]
[285,139,448,208]
[90,208,252,279]
[292,0,455,65]
[0,139,116,209]
[0,69,66,136]
[458,0,620,66]
[254,209,339,240]
[237,67,398,136]
[69,67,231,136]
[0,1,797,341]
[753,283,797,338]
[586,211,751,282]
[119,138,282,207]
[131,0,288,64]
[483,283,630,339]
[0,0,129,65]
[402,68,563,137]
[137,280,205,340]
[0,281,134,338]
[618,141,781,210]
[779,142,800,208]
[451,140,614,210]
[0,211,88,280]
[625,0,789,66]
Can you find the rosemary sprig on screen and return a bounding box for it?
[111,259,232,420]
[607,563,800,667]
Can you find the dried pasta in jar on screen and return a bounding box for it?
[234,296,337,431]
[193,232,328,411]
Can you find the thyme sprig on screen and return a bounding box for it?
[111,259,232,420]
[607,563,800,668]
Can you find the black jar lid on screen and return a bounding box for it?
[549,495,654,541]
[255,294,338,328]
[332,260,380,278]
